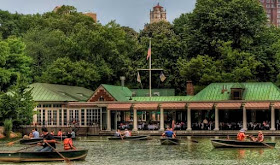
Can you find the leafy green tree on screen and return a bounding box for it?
[0,78,35,127]
[41,57,101,89]
[174,0,267,59]
[0,37,32,91]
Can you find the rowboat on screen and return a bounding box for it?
[108,135,149,140]
[0,149,88,162]
[160,138,180,145]
[20,138,43,145]
[211,139,276,148]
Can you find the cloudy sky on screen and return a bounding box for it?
[0,0,196,31]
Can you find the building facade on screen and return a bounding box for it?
[260,0,280,26]
[29,82,280,135]
[150,3,167,24]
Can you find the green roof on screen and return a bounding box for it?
[101,84,132,101]
[132,96,193,102]
[131,89,175,97]
[30,83,94,102]
[191,82,280,101]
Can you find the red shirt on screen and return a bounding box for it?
[237,132,246,141]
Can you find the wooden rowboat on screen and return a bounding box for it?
[0,149,88,162]
[160,138,180,145]
[20,138,43,145]
[108,135,149,140]
[211,139,276,148]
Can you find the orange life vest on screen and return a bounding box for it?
[237,132,246,141]
[64,138,73,150]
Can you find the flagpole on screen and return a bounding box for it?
[149,38,152,98]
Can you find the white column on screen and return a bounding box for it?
[107,110,111,131]
[160,107,164,131]
[187,107,192,131]
[243,106,247,130]
[84,109,87,126]
[271,105,276,131]
[100,108,103,130]
[79,109,82,126]
[33,108,37,125]
[66,109,69,126]
[214,107,219,131]
[133,108,138,131]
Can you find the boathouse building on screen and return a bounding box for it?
[29,82,280,135]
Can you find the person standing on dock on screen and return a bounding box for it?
[37,127,56,152]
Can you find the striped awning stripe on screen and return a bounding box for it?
[188,103,214,110]
[244,102,270,109]
[107,104,132,110]
[134,103,159,110]
[161,103,186,109]
[216,103,242,109]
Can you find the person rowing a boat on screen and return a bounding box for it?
[249,131,264,142]
[37,127,57,152]
[162,126,176,138]
[237,129,249,141]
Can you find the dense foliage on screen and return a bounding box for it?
[0,1,280,100]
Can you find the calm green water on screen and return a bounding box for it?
[1,136,280,165]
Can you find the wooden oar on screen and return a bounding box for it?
[45,141,71,164]
[16,144,38,152]
[7,138,23,146]
[260,141,274,149]
[162,138,179,145]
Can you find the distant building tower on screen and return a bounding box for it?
[84,12,97,22]
[259,0,280,27]
[150,3,167,23]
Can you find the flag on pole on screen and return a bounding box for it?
[160,71,166,82]
[146,39,151,60]
[137,72,141,83]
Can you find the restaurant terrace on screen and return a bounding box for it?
[27,82,280,135]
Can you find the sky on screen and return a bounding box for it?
[0,0,196,31]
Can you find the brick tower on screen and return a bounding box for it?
[150,3,167,23]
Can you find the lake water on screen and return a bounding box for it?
[0,136,280,165]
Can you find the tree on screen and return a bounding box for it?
[0,37,32,92]
[174,0,267,59]
[41,57,101,89]
[0,78,35,127]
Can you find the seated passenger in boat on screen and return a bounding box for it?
[123,129,131,137]
[57,129,63,136]
[250,131,264,142]
[162,127,176,138]
[237,129,248,141]
[114,129,123,137]
[64,134,76,150]
[32,128,40,139]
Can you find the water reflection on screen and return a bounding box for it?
[0,136,279,165]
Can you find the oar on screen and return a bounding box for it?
[162,139,179,145]
[7,138,23,146]
[260,141,274,149]
[45,141,71,164]
[16,144,38,152]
